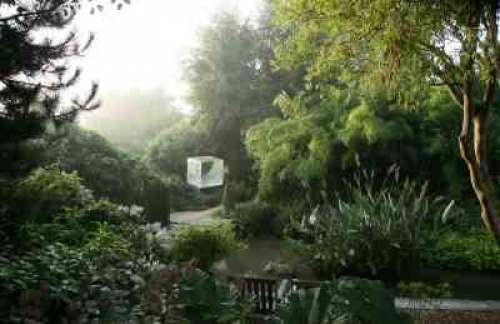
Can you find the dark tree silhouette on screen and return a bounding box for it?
[0,0,129,175]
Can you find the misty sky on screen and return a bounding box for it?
[74,0,262,113]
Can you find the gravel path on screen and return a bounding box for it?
[170,206,222,225]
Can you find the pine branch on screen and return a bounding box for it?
[0,9,53,23]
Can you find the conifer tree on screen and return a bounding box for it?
[0,0,129,175]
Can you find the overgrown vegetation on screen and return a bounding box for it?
[287,170,461,279]
[3,0,500,322]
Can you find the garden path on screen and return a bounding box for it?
[170,206,221,225]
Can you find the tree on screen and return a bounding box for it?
[142,121,216,211]
[403,1,500,241]
[142,120,208,178]
[273,0,500,240]
[184,11,278,185]
[0,0,130,176]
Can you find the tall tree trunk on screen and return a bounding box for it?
[459,96,500,241]
[224,114,242,184]
[220,113,241,210]
[456,1,500,241]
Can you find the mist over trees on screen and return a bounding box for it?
[81,88,184,155]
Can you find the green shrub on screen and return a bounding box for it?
[0,243,89,321]
[16,200,145,253]
[246,116,331,205]
[276,277,407,324]
[231,201,284,238]
[179,269,251,323]
[423,232,500,271]
[168,222,243,270]
[81,223,132,266]
[142,121,207,178]
[133,264,251,323]
[0,222,173,322]
[292,170,459,278]
[41,126,171,221]
[0,165,177,322]
[13,166,92,224]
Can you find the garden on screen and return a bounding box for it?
[1,0,500,323]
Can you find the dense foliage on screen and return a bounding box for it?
[246,87,499,208]
[230,201,284,239]
[3,1,500,322]
[142,119,234,211]
[39,126,170,223]
[423,232,500,271]
[0,167,243,322]
[271,0,500,239]
[181,10,290,209]
[166,222,243,270]
[289,170,460,278]
[0,167,160,321]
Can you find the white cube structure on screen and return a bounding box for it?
[187,156,224,189]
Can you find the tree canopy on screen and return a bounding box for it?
[272,0,500,240]
[184,11,281,183]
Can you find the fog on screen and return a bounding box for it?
[80,88,185,155]
[74,0,262,115]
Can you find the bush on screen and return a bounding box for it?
[13,202,145,253]
[423,232,500,271]
[12,165,92,224]
[42,126,170,221]
[246,116,332,205]
[230,201,284,238]
[142,121,207,179]
[179,269,251,323]
[292,170,459,278]
[0,217,171,322]
[276,277,407,324]
[0,165,177,322]
[168,222,243,270]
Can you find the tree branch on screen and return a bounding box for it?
[0,9,52,23]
